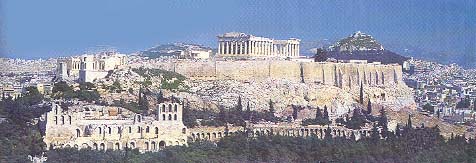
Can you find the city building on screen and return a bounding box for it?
[217,32,300,58]
[41,101,187,152]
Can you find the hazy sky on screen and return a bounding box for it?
[1,0,475,65]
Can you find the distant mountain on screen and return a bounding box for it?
[141,43,213,58]
[327,31,409,65]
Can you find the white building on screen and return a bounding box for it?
[217,32,300,58]
[57,52,127,82]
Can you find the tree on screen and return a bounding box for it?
[406,114,412,129]
[378,107,388,138]
[324,126,332,140]
[422,103,434,112]
[359,82,364,104]
[345,109,366,129]
[395,124,401,137]
[366,99,372,114]
[314,48,328,62]
[370,125,380,141]
[315,107,322,119]
[157,90,164,103]
[473,99,476,111]
[237,96,243,112]
[323,106,329,121]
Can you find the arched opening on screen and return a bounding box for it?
[100,143,105,151]
[137,126,141,133]
[99,127,102,134]
[115,142,120,150]
[212,133,217,139]
[54,116,58,125]
[162,114,166,120]
[93,143,98,150]
[55,108,58,114]
[168,104,172,112]
[151,141,157,150]
[61,116,65,125]
[192,133,196,140]
[81,143,89,149]
[159,141,166,149]
[174,104,178,112]
[182,128,186,134]
[117,127,121,134]
[162,104,166,112]
[168,114,172,120]
[218,132,222,138]
[108,127,112,134]
[145,142,149,151]
[76,129,81,137]
[130,142,135,148]
[155,127,159,134]
[174,114,177,120]
[69,116,72,125]
[146,126,150,133]
[128,126,132,133]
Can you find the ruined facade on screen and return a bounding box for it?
[41,101,187,152]
[57,52,127,82]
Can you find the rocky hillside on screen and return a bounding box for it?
[141,43,213,59]
[327,31,409,64]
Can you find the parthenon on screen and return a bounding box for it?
[217,32,300,58]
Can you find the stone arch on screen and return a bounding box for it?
[55,108,58,114]
[108,127,112,134]
[114,142,120,150]
[93,143,98,150]
[98,127,102,134]
[161,104,166,112]
[207,133,211,140]
[168,114,172,120]
[218,132,222,138]
[130,142,136,148]
[76,129,81,137]
[174,114,177,120]
[155,127,159,134]
[100,143,105,151]
[159,141,166,149]
[168,104,172,112]
[174,104,178,112]
[81,143,89,149]
[54,116,58,125]
[162,114,166,120]
[145,142,150,151]
[212,133,217,139]
[137,126,141,133]
[182,128,186,134]
[61,116,65,125]
[192,133,196,140]
[151,141,157,150]
[146,126,150,133]
[128,126,132,133]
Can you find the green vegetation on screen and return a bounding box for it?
[182,97,280,128]
[45,123,476,163]
[423,103,435,112]
[52,81,100,102]
[132,68,188,91]
[302,106,330,126]
[0,90,48,162]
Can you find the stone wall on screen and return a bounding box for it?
[145,60,404,91]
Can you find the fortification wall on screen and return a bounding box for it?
[147,60,403,90]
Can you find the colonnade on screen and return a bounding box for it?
[218,40,300,57]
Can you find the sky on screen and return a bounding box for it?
[1,0,475,67]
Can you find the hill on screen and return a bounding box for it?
[327,31,409,64]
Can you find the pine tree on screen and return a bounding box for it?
[370,125,380,141]
[395,124,401,137]
[324,126,332,140]
[157,90,164,103]
[236,96,243,112]
[268,99,275,114]
[246,101,252,121]
[315,107,322,119]
[323,105,329,121]
[378,107,388,138]
[359,81,364,104]
[367,99,372,114]
[406,114,412,129]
